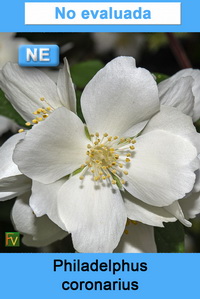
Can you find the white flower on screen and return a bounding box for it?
[0,58,76,122]
[1,56,200,253]
[0,58,76,200]
[2,56,197,253]
[158,68,200,222]
[158,68,200,122]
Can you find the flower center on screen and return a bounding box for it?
[79,132,136,187]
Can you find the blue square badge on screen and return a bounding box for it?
[18,45,59,67]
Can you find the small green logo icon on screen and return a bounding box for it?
[5,232,20,247]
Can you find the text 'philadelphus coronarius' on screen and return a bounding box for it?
[0,56,200,253]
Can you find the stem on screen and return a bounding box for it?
[166,33,192,69]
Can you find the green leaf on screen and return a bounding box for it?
[70,60,104,89]
[0,89,25,127]
[153,73,169,84]
[154,221,185,253]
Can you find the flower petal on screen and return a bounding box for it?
[14,108,88,184]
[0,175,31,201]
[81,56,159,137]
[164,201,191,227]
[11,192,68,247]
[114,222,157,253]
[179,192,200,219]
[0,132,31,201]
[159,76,194,117]
[123,191,176,227]
[142,105,200,150]
[57,58,76,113]
[124,130,198,207]
[0,63,63,122]
[159,68,200,121]
[57,173,127,253]
[0,133,25,180]
[30,179,66,230]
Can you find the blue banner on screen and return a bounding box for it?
[0,0,199,32]
[0,253,198,298]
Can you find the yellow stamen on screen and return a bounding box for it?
[18,129,24,133]
[111,169,117,174]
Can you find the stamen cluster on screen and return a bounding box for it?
[18,97,54,133]
[79,132,136,186]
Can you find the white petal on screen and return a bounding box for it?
[123,191,176,227]
[114,222,157,253]
[142,105,200,149]
[124,130,198,206]
[30,179,66,230]
[159,76,195,117]
[57,173,127,253]
[57,58,76,113]
[0,191,19,201]
[179,192,200,219]
[0,133,25,180]
[11,193,68,247]
[81,56,159,137]
[164,201,191,227]
[0,63,63,122]
[0,133,31,201]
[159,68,200,122]
[14,108,88,184]
[0,175,31,201]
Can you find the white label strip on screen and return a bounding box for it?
[25,2,181,25]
